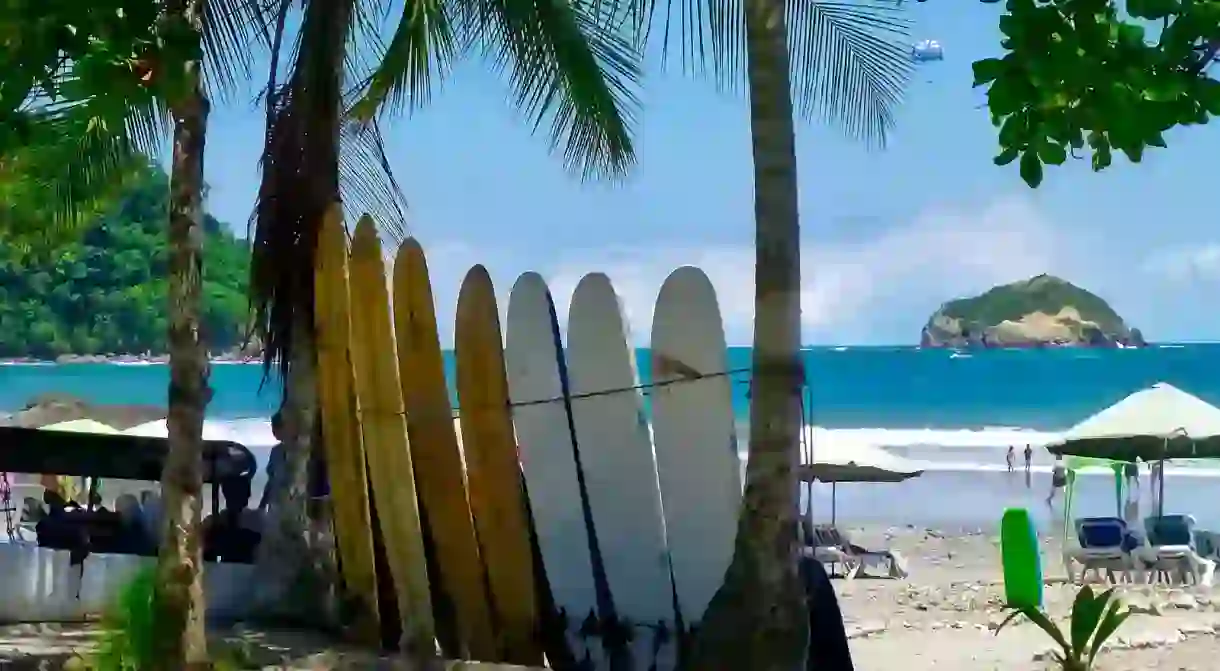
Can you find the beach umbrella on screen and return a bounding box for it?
[8,394,165,430]
[800,432,924,523]
[41,419,122,435]
[1047,382,1220,462]
[39,419,123,504]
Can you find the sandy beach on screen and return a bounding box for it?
[840,525,1220,670]
[2,524,1219,668]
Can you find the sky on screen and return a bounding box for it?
[200,1,1220,346]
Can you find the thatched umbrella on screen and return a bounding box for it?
[1048,382,1220,516]
[799,433,924,524]
[1047,382,1220,462]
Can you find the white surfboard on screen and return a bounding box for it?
[504,272,601,665]
[650,266,741,626]
[566,273,675,669]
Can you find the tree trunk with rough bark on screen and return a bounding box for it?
[684,0,807,668]
[253,316,335,624]
[153,0,212,666]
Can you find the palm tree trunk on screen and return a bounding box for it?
[253,316,335,623]
[153,0,212,666]
[685,0,807,668]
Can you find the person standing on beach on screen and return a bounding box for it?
[1006,446,1015,472]
[259,409,331,524]
[1023,444,1033,473]
[1047,456,1067,506]
[259,410,286,513]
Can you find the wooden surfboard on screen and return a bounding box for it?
[454,265,542,665]
[566,273,674,668]
[346,217,435,654]
[650,266,741,626]
[392,238,496,660]
[314,206,381,644]
[504,272,601,664]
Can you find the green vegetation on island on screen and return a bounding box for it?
[0,168,250,359]
[921,274,1145,348]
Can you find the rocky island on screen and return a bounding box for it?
[920,274,1146,349]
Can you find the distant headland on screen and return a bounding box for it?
[920,274,1147,349]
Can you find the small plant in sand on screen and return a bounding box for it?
[70,565,256,670]
[995,585,1131,671]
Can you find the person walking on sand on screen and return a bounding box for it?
[1006,446,1015,473]
[1023,444,1033,473]
[1047,455,1067,506]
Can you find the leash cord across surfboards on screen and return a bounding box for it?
[446,366,757,420]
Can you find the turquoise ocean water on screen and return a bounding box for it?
[6,344,1220,528]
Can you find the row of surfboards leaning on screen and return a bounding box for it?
[316,211,744,670]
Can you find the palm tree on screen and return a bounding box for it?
[630,1,911,667]
[245,0,644,634]
[9,1,268,665]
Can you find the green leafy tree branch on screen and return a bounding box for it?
[971,0,1220,187]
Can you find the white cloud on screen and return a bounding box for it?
[1141,243,1220,283]
[397,196,1064,345]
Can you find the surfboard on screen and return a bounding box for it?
[314,206,380,645]
[1000,507,1043,609]
[650,266,741,626]
[454,265,542,665]
[346,217,435,654]
[392,238,496,661]
[566,273,674,668]
[504,272,601,664]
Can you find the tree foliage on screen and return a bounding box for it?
[973,0,1220,187]
[0,166,250,359]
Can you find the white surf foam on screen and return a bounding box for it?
[811,426,1062,449]
[209,418,1220,477]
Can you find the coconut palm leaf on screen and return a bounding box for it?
[631,0,910,146]
[249,0,642,380]
[3,0,270,246]
[355,0,642,179]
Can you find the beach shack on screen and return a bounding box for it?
[0,425,260,622]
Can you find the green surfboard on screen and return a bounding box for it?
[1000,507,1043,609]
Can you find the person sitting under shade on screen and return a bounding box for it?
[202,477,263,564]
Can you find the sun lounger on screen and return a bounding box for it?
[803,522,908,580]
[1065,517,1137,584]
[1138,514,1215,586]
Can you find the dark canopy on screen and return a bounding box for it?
[0,426,255,482]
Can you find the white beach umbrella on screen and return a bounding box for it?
[800,430,924,523]
[123,419,241,442]
[1050,382,1220,462]
[40,419,121,435]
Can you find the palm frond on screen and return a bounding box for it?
[249,0,357,385]
[339,117,410,245]
[788,0,911,147]
[465,0,643,179]
[0,94,165,248]
[630,0,745,92]
[351,0,460,119]
[634,0,910,147]
[203,0,274,102]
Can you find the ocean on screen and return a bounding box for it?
[5,344,1220,528]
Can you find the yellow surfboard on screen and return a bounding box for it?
[454,265,542,665]
[392,238,496,660]
[314,206,380,645]
[347,218,436,654]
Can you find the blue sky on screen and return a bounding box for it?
[201,1,1220,346]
